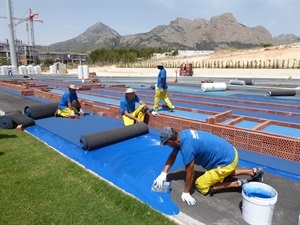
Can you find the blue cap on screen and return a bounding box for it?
[160,127,174,145]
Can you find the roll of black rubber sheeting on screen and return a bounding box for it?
[0,111,35,129]
[80,122,149,151]
[24,102,58,119]
[0,115,15,129]
[237,78,255,85]
[267,90,296,96]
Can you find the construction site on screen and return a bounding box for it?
[0,2,87,69]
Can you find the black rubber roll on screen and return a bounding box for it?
[267,90,296,96]
[0,111,35,129]
[0,115,15,129]
[237,78,255,85]
[24,102,58,119]
[80,122,149,151]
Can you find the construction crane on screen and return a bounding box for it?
[0,8,43,46]
[0,7,43,64]
[14,8,43,47]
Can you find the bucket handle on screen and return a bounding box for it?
[269,204,275,211]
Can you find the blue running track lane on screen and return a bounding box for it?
[26,114,185,215]
[25,112,300,217]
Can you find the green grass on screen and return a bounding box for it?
[0,129,178,225]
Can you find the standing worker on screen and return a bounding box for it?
[153,63,175,112]
[120,88,158,126]
[8,66,13,76]
[55,84,84,118]
[153,127,264,206]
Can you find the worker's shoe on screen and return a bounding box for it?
[206,187,216,196]
[142,106,148,114]
[252,167,264,182]
[169,107,175,112]
[237,179,248,187]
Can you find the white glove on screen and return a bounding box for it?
[181,192,196,205]
[79,109,84,114]
[70,110,75,117]
[151,111,159,116]
[153,172,167,189]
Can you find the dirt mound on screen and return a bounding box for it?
[164,43,300,63]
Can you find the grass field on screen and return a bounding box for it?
[0,129,178,225]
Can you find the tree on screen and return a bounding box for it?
[42,57,55,67]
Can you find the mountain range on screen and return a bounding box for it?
[37,13,300,53]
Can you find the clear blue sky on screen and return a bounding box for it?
[0,0,299,46]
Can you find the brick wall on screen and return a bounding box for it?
[0,80,299,162]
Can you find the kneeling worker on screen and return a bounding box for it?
[120,88,158,126]
[154,127,264,205]
[56,84,84,118]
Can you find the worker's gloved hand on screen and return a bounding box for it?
[181,192,196,205]
[79,109,84,114]
[70,110,75,117]
[151,111,159,117]
[153,172,167,189]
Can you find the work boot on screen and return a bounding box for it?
[141,106,148,114]
[207,187,216,196]
[169,107,175,112]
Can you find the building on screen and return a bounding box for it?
[38,52,88,64]
[0,39,88,65]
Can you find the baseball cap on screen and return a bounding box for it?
[68,84,78,90]
[125,88,136,93]
[160,127,175,145]
[157,63,164,67]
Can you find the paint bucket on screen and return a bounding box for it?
[242,182,278,225]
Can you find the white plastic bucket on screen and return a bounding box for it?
[34,65,42,74]
[78,65,83,79]
[82,65,89,79]
[242,182,278,225]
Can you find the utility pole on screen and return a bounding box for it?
[5,0,17,67]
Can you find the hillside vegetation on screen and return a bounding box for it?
[130,43,300,69]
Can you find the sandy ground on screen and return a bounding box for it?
[68,67,299,79]
[66,43,300,79]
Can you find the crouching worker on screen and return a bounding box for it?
[153,127,264,206]
[55,84,84,119]
[120,88,158,126]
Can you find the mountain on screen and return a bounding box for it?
[38,22,121,52]
[272,34,300,45]
[38,13,300,53]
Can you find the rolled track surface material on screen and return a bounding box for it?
[229,79,246,85]
[80,122,149,150]
[267,90,296,96]
[201,83,227,92]
[0,111,35,129]
[237,78,255,85]
[24,102,58,119]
